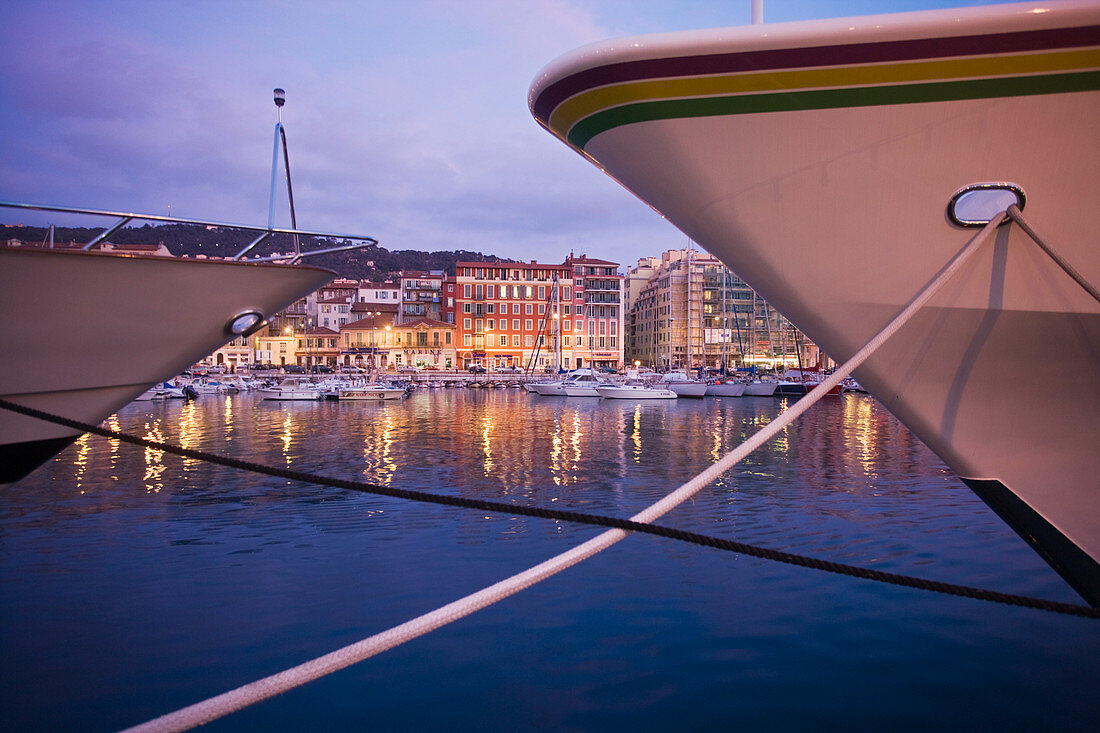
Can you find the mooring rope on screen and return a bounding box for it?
[100,214,1075,731]
[3,215,1091,733]
[2,395,1094,620]
[1005,204,1100,304]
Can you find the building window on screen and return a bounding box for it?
[525,319,533,330]
[512,319,519,330]
[463,334,472,346]
[464,318,472,329]
[525,304,533,315]
[499,335,507,347]
[463,284,471,298]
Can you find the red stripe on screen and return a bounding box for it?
[532,24,1100,123]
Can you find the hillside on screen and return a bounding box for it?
[2,223,513,280]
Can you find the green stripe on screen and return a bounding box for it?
[568,70,1100,149]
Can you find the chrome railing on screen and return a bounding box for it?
[0,200,377,263]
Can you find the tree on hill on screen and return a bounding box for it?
[2,223,512,280]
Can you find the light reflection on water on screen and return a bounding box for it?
[1,390,1097,731]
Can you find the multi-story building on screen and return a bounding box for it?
[626,248,819,371]
[297,326,340,369]
[206,335,252,371]
[387,317,457,370]
[339,312,396,371]
[565,254,624,371]
[453,261,574,371]
[317,297,353,331]
[399,270,444,323]
[339,314,457,371]
[357,280,400,306]
[253,329,296,367]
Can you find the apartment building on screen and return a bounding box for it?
[626,248,819,371]
[453,261,572,371]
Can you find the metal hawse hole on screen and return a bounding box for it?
[226,310,265,336]
[947,183,1026,227]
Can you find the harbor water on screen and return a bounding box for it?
[2,389,1097,731]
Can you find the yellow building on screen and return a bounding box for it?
[253,330,297,367]
[340,314,456,371]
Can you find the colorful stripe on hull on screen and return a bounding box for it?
[532,24,1100,151]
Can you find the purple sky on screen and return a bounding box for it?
[0,0,1016,267]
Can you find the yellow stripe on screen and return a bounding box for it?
[549,48,1100,135]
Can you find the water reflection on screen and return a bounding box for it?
[143,418,165,493]
[17,391,947,539]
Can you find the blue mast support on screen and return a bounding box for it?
[267,122,282,232]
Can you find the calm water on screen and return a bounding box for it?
[1,390,1096,731]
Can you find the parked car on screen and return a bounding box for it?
[340,366,364,374]
[495,365,521,374]
[397,365,419,373]
[468,365,487,374]
[284,365,305,373]
[310,365,334,374]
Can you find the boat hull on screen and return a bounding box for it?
[742,381,777,397]
[596,385,677,399]
[561,385,602,397]
[705,382,746,397]
[531,2,1100,602]
[338,388,406,401]
[666,382,708,398]
[0,247,333,481]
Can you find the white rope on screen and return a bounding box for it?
[122,216,1004,733]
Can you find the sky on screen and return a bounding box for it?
[0,0,1019,267]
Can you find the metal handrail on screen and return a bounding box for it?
[0,200,378,261]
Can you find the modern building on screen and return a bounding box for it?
[626,248,820,371]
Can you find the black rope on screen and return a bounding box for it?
[2,397,1097,619]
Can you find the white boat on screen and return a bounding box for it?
[659,370,708,398]
[258,377,322,401]
[529,368,602,396]
[335,384,407,401]
[188,379,228,395]
[559,371,609,397]
[531,2,1100,603]
[705,380,746,397]
[0,244,334,480]
[596,381,677,400]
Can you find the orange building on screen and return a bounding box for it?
[453,261,574,371]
